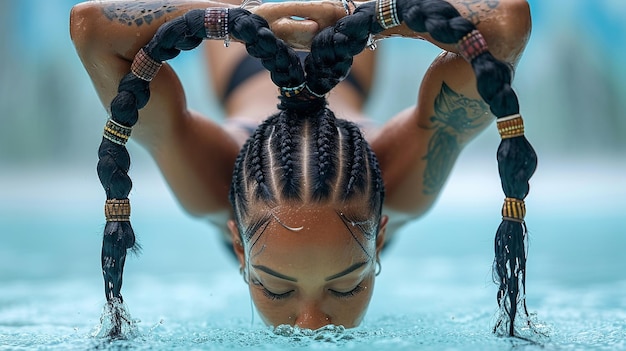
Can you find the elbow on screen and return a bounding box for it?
[481,0,532,64]
[69,2,102,56]
[69,3,87,48]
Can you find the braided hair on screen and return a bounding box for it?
[230,1,537,336]
[97,0,535,338]
[226,8,385,239]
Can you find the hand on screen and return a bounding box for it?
[253,1,349,50]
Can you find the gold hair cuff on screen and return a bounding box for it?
[205,8,230,46]
[376,0,400,30]
[279,82,306,98]
[497,114,525,139]
[457,29,488,62]
[103,119,132,145]
[502,197,525,223]
[105,199,131,222]
[131,48,162,82]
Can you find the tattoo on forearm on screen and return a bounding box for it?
[102,1,178,27]
[457,0,500,25]
[422,82,489,195]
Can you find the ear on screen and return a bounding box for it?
[375,215,388,258]
[227,219,246,268]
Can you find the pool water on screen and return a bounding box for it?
[1,158,625,350]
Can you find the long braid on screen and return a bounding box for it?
[304,7,374,95]
[396,0,537,336]
[96,9,210,337]
[228,10,306,99]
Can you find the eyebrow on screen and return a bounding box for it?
[252,261,369,283]
[252,265,298,282]
[325,261,368,281]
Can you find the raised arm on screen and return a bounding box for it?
[70,1,254,217]
[70,0,354,217]
[371,0,531,217]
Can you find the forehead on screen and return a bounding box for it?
[247,204,375,264]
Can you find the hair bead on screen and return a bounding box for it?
[279,82,306,98]
[501,197,526,223]
[497,114,525,139]
[375,0,401,29]
[457,29,489,62]
[103,118,132,145]
[205,7,230,46]
[105,199,131,222]
[130,48,162,82]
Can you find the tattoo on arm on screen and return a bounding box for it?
[102,1,178,27]
[456,0,500,25]
[422,82,489,195]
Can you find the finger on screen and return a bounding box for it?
[271,17,320,50]
[259,1,345,28]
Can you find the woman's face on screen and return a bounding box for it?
[229,204,386,330]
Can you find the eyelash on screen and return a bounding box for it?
[329,285,365,299]
[252,280,365,301]
[252,279,293,300]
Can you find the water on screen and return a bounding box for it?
[1,158,625,350]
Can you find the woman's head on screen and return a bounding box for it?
[228,204,387,329]
[227,105,386,328]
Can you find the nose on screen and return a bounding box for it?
[294,304,331,330]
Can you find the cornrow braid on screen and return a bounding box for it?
[246,116,275,202]
[225,7,385,236]
[310,109,339,200]
[306,0,535,336]
[339,119,368,198]
[271,110,302,200]
[229,136,252,219]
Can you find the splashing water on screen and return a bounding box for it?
[272,324,354,343]
[91,298,139,340]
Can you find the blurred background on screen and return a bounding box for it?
[0,0,624,348]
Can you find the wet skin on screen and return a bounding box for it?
[228,205,387,329]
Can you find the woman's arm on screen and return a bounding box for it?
[70,0,243,216]
[70,0,352,217]
[371,0,532,217]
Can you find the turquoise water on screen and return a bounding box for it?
[1,158,625,350]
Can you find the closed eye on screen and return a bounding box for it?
[329,284,364,299]
[252,279,294,301]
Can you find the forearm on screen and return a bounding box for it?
[70,1,241,216]
[70,0,236,62]
[373,0,531,63]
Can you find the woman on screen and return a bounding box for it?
[70,0,535,336]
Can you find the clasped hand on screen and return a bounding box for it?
[252,0,359,50]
